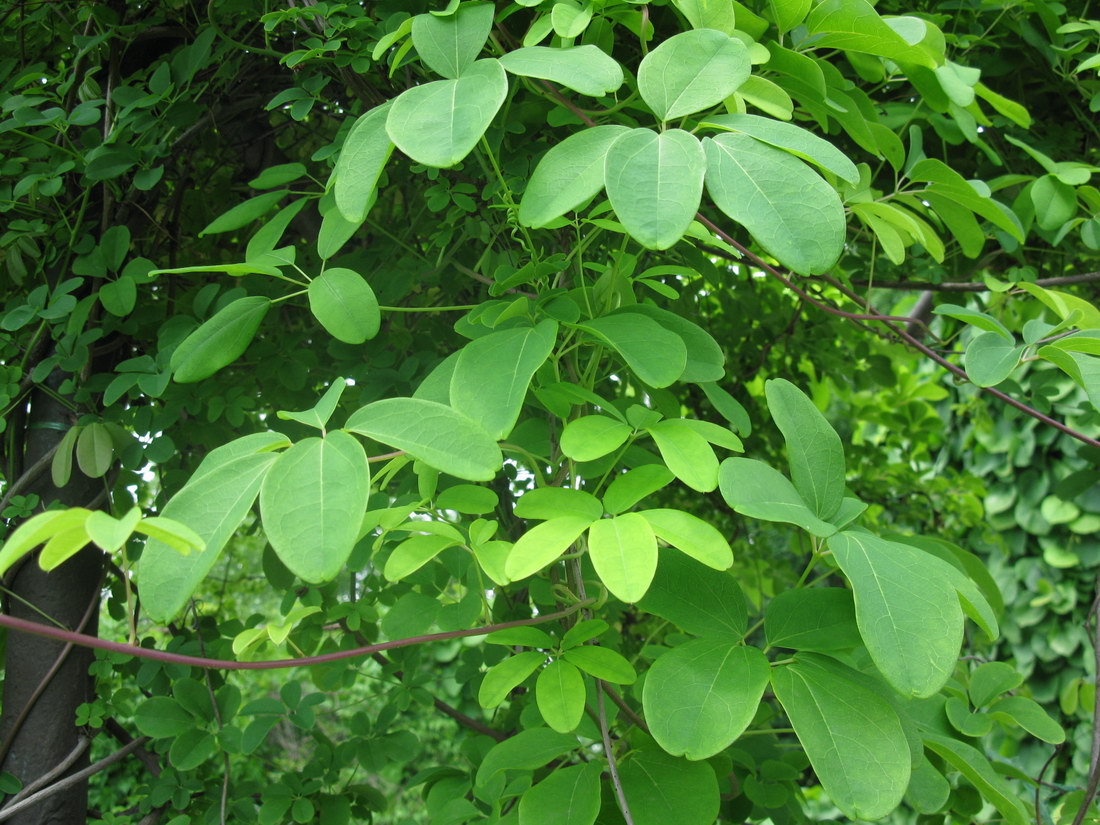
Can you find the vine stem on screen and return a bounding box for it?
[0,599,596,672]
[597,680,634,825]
[1071,568,1100,825]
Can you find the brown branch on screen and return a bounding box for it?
[1,737,89,809]
[603,684,649,735]
[852,271,1100,292]
[1072,569,1100,825]
[0,599,595,672]
[597,681,634,825]
[0,737,148,822]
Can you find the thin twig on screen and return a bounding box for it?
[852,271,1100,292]
[603,684,649,735]
[1036,745,1060,825]
[0,599,596,671]
[597,681,634,825]
[0,737,149,822]
[1,737,89,808]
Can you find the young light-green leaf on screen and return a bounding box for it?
[764,378,846,520]
[308,268,380,345]
[648,421,718,493]
[499,45,624,96]
[963,330,1022,387]
[333,102,393,223]
[587,513,658,603]
[450,320,558,440]
[138,453,277,623]
[602,464,674,515]
[514,487,603,522]
[637,29,750,120]
[771,653,910,819]
[704,133,845,275]
[170,296,271,383]
[638,508,732,569]
[478,651,546,708]
[560,415,632,462]
[576,313,687,388]
[76,422,113,478]
[411,2,494,79]
[345,398,503,481]
[536,659,586,732]
[519,125,629,228]
[386,59,507,168]
[505,515,594,582]
[643,641,768,759]
[276,378,347,431]
[616,304,725,383]
[605,128,705,250]
[828,531,963,697]
[561,646,636,684]
[259,431,370,583]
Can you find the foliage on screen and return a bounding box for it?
[1,0,1100,823]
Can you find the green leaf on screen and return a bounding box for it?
[704,133,845,275]
[384,534,460,581]
[131,516,205,556]
[259,432,369,583]
[963,330,1022,387]
[987,695,1065,743]
[345,398,503,481]
[969,661,1023,708]
[76,422,113,478]
[169,729,217,771]
[411,2,494,78]
[386,59,507,167]
[334,104,394,223]
[828,531,963,697]
[518,762,602,825]
[638,508,731,569]
[0,508,92,578]
[700,382,751,434]
[199,190,287,236]
[499,45,623,96]
[134,696,196,739]
[768,0,812,33]
[619,746,719,825]
[764,378,846,520]
[536,659,586,732]
[551,1,592,37]
[436,484,498,514]
[602,465,674,515]
[85,507,140,554]
[921,733,1027,825]
[1031,174,1076,231]
[450,320,558,440]
[505,515,594,581]
[248,162,307,189]
[771,653,910,819]
[307,269,380,345]
[804,0,940,68]
[518,126,630,228]
[638,29,749,120]
[702,113,859,184]
[932,303,1011,338]
[576,313,687,388]
[99,275,137,316]
[643,641,769,759]
[37,524,92,572]
[478,651,546,709]
[906,754,951,814]
[562,646,636,683]
[648,421,718,493]
[765,588,861,651]
[588,513,658,602]
[560,415,632,462]
[638,550,747,639]
[51,425,79,487]
[514,487,603,521]
[605,128,706,250]
[276,378,348,431]
[718,458,837,537]
[170,296,271,383]
[138,453,278,623]
[474,728,578,788]
[618,303,725,383]
[316,207,363,260]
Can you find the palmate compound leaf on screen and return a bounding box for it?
[259,431,370,583]
[333,101,393,223]
[764,378,846,520]
[170,296,271,383]
[771,653,910,819]
[704,132,845,275]
[604,128,706,251]
[450,320,558,440]
[637,29,750,120]
[385,58,507,168]
[499,45,624,97]
[518,126,630,228]
[827,531,964,697]
[345,398,502,481]
[642,641,768,759]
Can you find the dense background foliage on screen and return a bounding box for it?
[1,0,1100,823]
